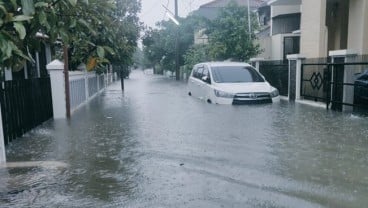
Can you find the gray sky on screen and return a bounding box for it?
[139,0,213,28]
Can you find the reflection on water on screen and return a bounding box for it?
[1,70,368,208]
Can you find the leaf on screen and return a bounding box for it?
[86,57,97,71]
[3,41,14,60]
[68,0,77,6]
[97,46,105,58]
[38,11,50,30]
[12,15,33,22]
[77,18,96,34]
[59,29,69,43]
[21,0,35,15]
[10,0,17,10]
[0,5,7,14]
[13,22,26,39]
[35,2,49,8]
[103,46,115,55]
[70,19,77,28]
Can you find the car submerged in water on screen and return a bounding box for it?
[187,62,280,105]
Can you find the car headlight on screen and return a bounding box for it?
[214,89,234,98]
[270,89,279,98]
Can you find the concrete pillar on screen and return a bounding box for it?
[0,107,5,163]
[347,0,368,55]
[329,49,357,112]
[250,58,264,72]
[4,68,12,81]
[47,60,67,119]
[287,54,305,101]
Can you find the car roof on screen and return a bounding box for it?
[196,62,253,68]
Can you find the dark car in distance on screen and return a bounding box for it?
[354,70,368,105]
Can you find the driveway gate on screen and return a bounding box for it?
[301,61,368,111]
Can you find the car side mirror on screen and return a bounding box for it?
[202,76,211,84]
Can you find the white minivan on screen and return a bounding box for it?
[187,62,280,105]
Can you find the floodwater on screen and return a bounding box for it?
[1,70,368,208]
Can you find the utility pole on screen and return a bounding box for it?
[247,0,251,39]
[175,0,180,81]
[63,46,71,118]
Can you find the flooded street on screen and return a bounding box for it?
[1,70,368,207]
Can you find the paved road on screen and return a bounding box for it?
[1,70,368,208]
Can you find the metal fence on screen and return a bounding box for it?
[70,79,86,109]
[301,60,368,111]
[88,76,98,97]
[301,63,330,102]
[259,60,289,96]
[0,78,53,145]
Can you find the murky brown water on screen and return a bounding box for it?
[1,70,368,207]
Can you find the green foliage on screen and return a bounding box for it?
[143,2,261,73]
[142,15,204,72]
[205,2,261,61]
[183,44,211,69]
[0,0,33,68]
[0,0,141,72]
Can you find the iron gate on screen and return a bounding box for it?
[301,61,368,111]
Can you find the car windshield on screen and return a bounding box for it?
[211,66,265,83]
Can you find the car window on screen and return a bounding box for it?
[196,67,204,79]
[211,66,265,83]
[191,67,198,78]
[202,67,209,78]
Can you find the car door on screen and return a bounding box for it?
[201,66,212,101]
[195,66,205,99]
[188,65,202,98]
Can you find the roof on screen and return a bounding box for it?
[200,0,268,9]
[194,0,269,20]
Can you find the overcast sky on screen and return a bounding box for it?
[139,0,213,28]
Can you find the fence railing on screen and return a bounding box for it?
[301,61,368,111]
[259,60,289,96]
[68,71,108,113]
[301,63,330,102]
[0,78,53,145]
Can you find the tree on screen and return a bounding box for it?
[207,2,260,61]
[184,2,261,66]
[0,0,141,73]
[0,0,33,70]
[142,15,203,73]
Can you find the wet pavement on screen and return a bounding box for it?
[1,70,368,207]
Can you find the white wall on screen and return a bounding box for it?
[194,29,208,45]
[256,36,272,59]
[300,0,328,58]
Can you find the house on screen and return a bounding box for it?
[192,0,267,45]
[257,0,368,61]
[7,33,52,81]
[300,0,368,60]
[194,0,266,20]
[255,0,301,61]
